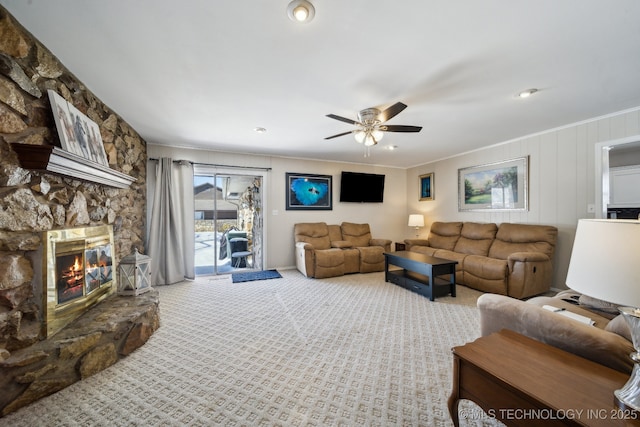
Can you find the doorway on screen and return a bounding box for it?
[193,171,263,275]
[595,135,640,218]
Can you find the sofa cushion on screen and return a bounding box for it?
[428,222,463,250]
[453,222,498,256]
[431,249,465,274]
[294,222,331,250]
[341,222,373,247]
[489,223,557,260]
[313,249,345,279]
[328,224,343,242]
[357,246,385,273]
[341,248,360,274]
[464,255,508,280]
[331,240,353,249]
[410,245,438,257]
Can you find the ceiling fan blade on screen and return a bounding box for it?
[324,130,354,140]
[378,102,407,122]
[382,125,423,133]
[326,114,359,125]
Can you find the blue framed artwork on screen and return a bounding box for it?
[286,172,332,210]
[419,172,434,201]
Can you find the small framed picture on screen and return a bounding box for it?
[419,173,434,201]
[286,172,332,210]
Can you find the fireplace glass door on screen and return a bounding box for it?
[193,170,263,275]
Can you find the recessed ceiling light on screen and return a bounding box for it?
[386,145,398,151]
[287,0,315,23]
[254,127,267,133]
[518,88,538,98]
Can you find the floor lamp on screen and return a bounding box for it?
[565,219,640,413]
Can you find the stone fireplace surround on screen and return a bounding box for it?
[0,7,158,416]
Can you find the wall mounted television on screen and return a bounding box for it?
[339,171,385,203]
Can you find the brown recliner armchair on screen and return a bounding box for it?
[340,222,391,273]
[294,222,345,278]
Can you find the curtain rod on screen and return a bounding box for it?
[148,157,271,171]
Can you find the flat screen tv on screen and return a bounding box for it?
[339,171,385,203]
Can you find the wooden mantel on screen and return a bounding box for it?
[10,143,136,189]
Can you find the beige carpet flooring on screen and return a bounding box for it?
[1,270,502,426]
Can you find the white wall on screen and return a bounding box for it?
[406,108,640,290]
[147,145,407,270]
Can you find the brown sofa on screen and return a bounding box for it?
[478,291,634,373]
[294,222,391,278]
[405,221,557,298]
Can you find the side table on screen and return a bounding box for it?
[449,329,639,426]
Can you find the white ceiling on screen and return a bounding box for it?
[3,0,640,168]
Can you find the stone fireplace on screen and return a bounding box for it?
[0,7,158,417]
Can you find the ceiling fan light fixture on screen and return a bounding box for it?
[371,129,384,141]
[287,0,315,23]
[354,130,366,143]
[364,134,377,147]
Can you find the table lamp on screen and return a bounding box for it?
[408,214,424,238]
[565,219,640,412]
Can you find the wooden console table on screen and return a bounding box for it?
[449,329,639,426]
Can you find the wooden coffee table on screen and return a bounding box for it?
[384,251,457,301]
[449,329,639,426]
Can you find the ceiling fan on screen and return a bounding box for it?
[324,102,422,147]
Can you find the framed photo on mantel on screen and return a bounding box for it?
[48,89,109,166]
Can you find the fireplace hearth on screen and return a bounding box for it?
[44,225,116,337]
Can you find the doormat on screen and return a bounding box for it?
[232,269,282,283]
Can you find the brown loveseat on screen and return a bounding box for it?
[478,291,634,373]
[294,222,391,278]
[405,221,557,299]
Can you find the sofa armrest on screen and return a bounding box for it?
[295,241,314,251]
[477,293,634,374]
[369,238,391,251]
[404,239,429,248]
[505,252,553,298]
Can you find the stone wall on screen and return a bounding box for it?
[0,5,150,413]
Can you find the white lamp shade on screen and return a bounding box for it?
[565,219,640,307]
[408,214,424,228]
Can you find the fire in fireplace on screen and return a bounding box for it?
[44,225,116,336]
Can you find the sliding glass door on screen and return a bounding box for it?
[193,171,263,275]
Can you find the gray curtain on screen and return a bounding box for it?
[146,158,195,285]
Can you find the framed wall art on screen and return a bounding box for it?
[285,172,332,210]
[419,173,434,201]
[48,90,109,166]
[458,156,528,211]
